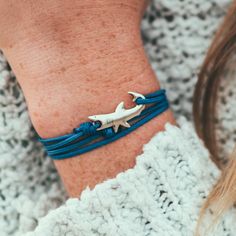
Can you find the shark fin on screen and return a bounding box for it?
[115,102,125,112]
[113,120,130,133]
[113,123,120,133]
[121,121,130,128]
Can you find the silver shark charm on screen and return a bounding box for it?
[88,92,145,133]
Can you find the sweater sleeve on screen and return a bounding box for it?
[23,119,235,236]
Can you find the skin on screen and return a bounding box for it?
[0,0,175,197]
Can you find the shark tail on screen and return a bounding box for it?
[128,91,145,102]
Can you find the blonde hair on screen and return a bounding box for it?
[193,1,236,234]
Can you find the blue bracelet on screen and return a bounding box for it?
[38,89,169,160]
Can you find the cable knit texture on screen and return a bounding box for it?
[0,0,236,235]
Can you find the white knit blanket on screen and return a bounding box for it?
[1,0,236,235]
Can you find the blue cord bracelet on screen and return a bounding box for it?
[38,89,169,160]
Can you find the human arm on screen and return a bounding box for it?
[0,0,175,196]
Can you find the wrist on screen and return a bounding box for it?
[4,31,158,138]
[1,5,151,138]
[29,53,161,138]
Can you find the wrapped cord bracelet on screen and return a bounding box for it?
[38,89,169,160]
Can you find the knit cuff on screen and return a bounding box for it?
[23,119,222,236]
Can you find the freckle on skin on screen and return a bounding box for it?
[19,63,24,69]
[110,33,116,39]
[61,40,69,44]
[38,124,44,130]
[53,111,60,117]
[81,59,87,65]
[60,67,66,73]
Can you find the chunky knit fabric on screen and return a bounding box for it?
[23,121,236,236]
[0,0,236,235]
[142,0,236,160]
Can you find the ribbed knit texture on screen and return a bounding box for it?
[0,0,236,235]
[23,120,236,236]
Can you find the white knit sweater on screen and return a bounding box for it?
[1,0,236,235]
[23,120,236,236]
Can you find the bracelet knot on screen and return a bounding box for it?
[74,122,98,136]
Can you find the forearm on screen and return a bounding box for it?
[0,0,175,196]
